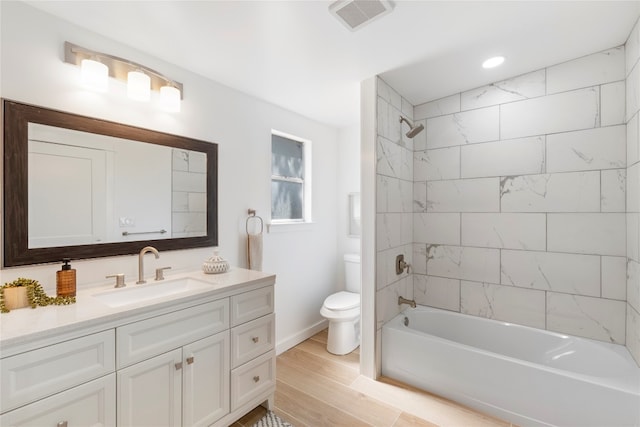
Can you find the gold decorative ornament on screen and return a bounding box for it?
[0,277,75,313]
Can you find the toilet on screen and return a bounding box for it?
[320,253,361,355]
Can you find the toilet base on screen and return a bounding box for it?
[326,317,360,355]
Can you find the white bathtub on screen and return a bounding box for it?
[381,306,640,427]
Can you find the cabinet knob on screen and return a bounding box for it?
[175,362,183,370]
[186,356,194,364]
[252,336,259,343]
[57,422,68,427]
[253,375,260,383]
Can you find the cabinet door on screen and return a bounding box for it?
[117,349,182,427]
[0,374,115,427]
[183,331,230,427]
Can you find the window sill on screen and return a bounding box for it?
[267,221,315,233]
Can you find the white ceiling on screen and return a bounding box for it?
[24,1,640,129]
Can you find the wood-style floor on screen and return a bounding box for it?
[233,329,515,427]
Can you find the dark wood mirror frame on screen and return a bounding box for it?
[3,99,218,267]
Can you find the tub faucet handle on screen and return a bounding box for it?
[396,254,411,275]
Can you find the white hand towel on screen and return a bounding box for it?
[248,233,263,271]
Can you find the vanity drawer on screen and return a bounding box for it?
[230,350,275,411]
[1,330,115,413]
[231,313,275,368]
[231,286,274,326]
[117,299,228,368]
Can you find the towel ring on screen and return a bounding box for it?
[246,209,264,234]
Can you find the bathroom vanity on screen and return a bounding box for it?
[0,268,275,427]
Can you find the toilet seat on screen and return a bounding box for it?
[324,291,359,310]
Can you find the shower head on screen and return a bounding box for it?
[399,116,424,138]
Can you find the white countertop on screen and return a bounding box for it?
[0,267,275,353]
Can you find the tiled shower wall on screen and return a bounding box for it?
[411,44,631,346]
[627,19,640,365]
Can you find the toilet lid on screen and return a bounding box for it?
[324,291,359,310]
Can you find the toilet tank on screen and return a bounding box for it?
[343,253,361,293]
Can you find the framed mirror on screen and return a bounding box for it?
[3,99,218,267]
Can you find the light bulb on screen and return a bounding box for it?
[80,59,108,92]
[482,56,505,69]
[127,70,150,101]
[160,85,181,112]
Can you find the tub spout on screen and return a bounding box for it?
[398,296,416,308]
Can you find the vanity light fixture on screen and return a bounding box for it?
[482,56,505,69]
[80,58,108,92]
[127,70,151,102]
[64,41,183,111]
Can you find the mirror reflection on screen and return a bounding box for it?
[28,124,207,248]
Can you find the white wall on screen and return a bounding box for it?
[0,1,340,353]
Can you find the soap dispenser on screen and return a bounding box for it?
[56,258,76,297]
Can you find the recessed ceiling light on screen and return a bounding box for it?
[482,56,505,69]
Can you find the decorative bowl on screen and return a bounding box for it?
[202,252,229,274]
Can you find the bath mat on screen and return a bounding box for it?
[252,410,293,427]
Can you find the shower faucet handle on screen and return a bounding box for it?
[395,254,411,275]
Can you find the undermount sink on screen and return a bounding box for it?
[92,277,212,308]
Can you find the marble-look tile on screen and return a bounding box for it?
[461,70,545,110]
[601,81,626,126]
[546,47,625,94]
[627,113,639,167]
[628,213,640,263]
[547,293,626,344]
[413,181,427,213]
[601,169,626,212]
[626,19,640,77]
[412,243,427,275]
[627,60,640,122]
[461,281,546,329]
[427,177,500,212]
[426,106,499,149]
[172,149,190,171]
[414,275,460,312]
[376,276,412,329]
[500,171,600,213]
[414,213,460,245]
[188,192,207,212]
[377,213,413,250]
[461,213,546,250]
[378,78,401,111]
[547,125,626,172]
[500,87,600,139]
[460,136,545,179]
[172,171,207,192]
[401,97,413,120]
[414,94,460,120]
[377,136,412,181]
[627,305,640,367]
[172,212,206,234]
[172,191,189,212]
[547,213,626,256]
[376,250,387,290]
[627,162,640,213]
[426,245,500,283]
[377,97,402,144]
[377,175,413,213]
[414,147,460,181]
[501,250,600,297]
[602,256,627,301]
[628,259,640,313]
[546,125,626,173]
[188,151,207,173]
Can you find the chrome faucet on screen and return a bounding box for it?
[137,246,159,284]
[398,296,416,308]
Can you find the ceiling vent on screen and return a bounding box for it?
[329,0,394,31]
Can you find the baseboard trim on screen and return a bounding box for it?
[276,319,329,355]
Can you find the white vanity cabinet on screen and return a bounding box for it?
[0,270,276,427]
[116,299,230,427]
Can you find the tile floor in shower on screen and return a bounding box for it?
[233,329,516,427]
